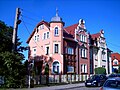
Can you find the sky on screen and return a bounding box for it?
[0,0,120,60]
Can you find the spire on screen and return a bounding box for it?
[51,8,62,22]
[56,7,58,17]
[41,16,44,21]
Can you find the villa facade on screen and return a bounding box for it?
[27,11,112,75]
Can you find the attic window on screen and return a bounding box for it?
[39,24,44,30]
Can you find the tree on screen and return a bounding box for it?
[118,65,120,73]
[0,20,27,88]
[95,67,106,74]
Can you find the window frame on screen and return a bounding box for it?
[54,27,59,36]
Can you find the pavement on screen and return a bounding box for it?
[28,83,84,90]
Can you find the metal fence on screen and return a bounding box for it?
[33,74,90,84]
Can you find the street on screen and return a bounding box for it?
[66,87,100,90]
[19,83,100,90]
[9,83,100,90]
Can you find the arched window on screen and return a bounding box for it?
[52,61,59,74]
[54,27,59,36]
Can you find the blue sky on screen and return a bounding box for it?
[0,0,120,60]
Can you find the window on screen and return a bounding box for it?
[102,51,106,60]
[81,64,87,73]
[95,65,97,68]
[35,36,37,41]
[53,61,59,74]
[80,34,87,42]
[34,35,39,41]
[43,33,46,39]
[95,53,98,60]
[33,48,36,57]
[102,65,105,68]
[47,32,49,38]
[113,60,118,65]
[81,48,87,58]
[54,27,59,36]
[67,47,74,54]
[46,46,49,55]
[54,44,59,53]
[40,24,44,30]
[37,35,39,41]
[43,32,50,40]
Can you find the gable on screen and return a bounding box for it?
[26,20,49,43]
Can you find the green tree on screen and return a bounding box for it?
[0,20,27,88]
[95,67,106,74]
[118,65,120,73]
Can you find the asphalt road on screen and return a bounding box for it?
[66,87,100,90]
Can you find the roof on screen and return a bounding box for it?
[111,53,120,60]
[91,33,101,40]
[26,20,49,43]
[64,23,78,37]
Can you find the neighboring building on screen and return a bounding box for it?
[89,30,112,74]
[111,53,120,72]
[27,10,112,75]
[65,19,90,75]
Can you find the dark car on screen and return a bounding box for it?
[107,74,120,78]
[85,74,107,87]
[100,77,120,90]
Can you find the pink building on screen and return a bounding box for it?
[27,11,90,75]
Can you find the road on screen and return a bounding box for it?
[66,87,100,90]
[9,83,100,90]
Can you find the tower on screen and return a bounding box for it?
[49,9,65,74]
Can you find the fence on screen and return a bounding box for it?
[33,74,91,85]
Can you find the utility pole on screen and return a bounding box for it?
[12,8,21,52]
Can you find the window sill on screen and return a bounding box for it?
[81,57,87,59]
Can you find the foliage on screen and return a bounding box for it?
[94,67,106,74]
[0,20,27,88]
[118,65,120,73]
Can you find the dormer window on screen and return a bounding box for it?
[40,24,44,30]
[54,27,59,36]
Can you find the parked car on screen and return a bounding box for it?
[100,77,120,90]
[85,74,107,87]
[107,74,120,78]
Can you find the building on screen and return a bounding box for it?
[89,30,112,74]
[111,53,120,72]
[27,10,112,75]
[65,19,90,75]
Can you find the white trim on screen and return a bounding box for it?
[45,45,50,55]
[53,42,61,54]
[54,25,60,36]
[52,60,61,74]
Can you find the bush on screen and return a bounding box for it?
[95,67,106,74]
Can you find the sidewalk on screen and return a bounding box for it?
[28,83,84,90]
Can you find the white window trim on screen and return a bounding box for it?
[53,43,60,54]
[113,59,118,65]
[52,60,61,74]
[42,31,50,40]
[45,45,50,55]
[81,64,87,73]
[32,47,37,57]
[54,25,60,36]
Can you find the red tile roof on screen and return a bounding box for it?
[111,53,120,60]
[64,23,78,37]
[26,20,49,43]
[91,33,101,40]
